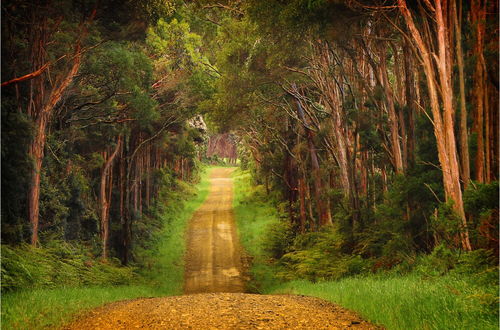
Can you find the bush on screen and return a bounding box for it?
[464,181,499,250]
[1,242,137,292]
[413,244,499,286]
[279,226,372,281]
[414,244,457,276]
[263,219,294,259]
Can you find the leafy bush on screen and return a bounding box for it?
[414,244,458,276]
[279,226,372,281]
[464,181,499,250]
[262,219,294,259]
[464,181,499,216]
[1,242,136,292]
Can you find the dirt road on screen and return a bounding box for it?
[63,293,377,329]
[64,168,378,329]
[184,167,245,293]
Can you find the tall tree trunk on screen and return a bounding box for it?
[298,175,307,233]
[404,42,416,168]
[28,42,83,246]
[122,138,132,265]
[100,136,122,260]
[379,46,404,174]
[293,95,331,227]
[145,144,151,207]
[453,0,470,188]
[472,0,487,183]
[28,111,49,246]
[119,145,125,225]
[26,8,95,246]
[398,0,472,251]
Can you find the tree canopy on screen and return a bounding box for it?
[1,0,498,267]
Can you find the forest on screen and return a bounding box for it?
[1,0,499,329]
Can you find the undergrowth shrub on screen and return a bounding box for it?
[262,219,294,260]
[1,242,136,292]
[414,244,457,276]
[464,181,499,252]
[279,226,372,281]
[412,244,498,277]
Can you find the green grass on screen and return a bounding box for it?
[232,170,499,330]
[232,169,284,292]
[1,286,159,329]
[143,167,211,295]
[266,275,498,330]
[233,170,270,257]
[1,167,213,330]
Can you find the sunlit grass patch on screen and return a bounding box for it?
[267,274,498,330]
[142,166,211,295]
[2,286,159,329]
[232,169,285,292]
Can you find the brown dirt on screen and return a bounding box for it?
[64,168,379,329]
[184,167,245,293]
[63,293,378,329]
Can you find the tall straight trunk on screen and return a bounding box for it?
[145,144,151,208]
[284,151,298,227]
[398,0,472,251]
[26,8,95,246]
[381,165,388,194]
[484,82,491,183]
[122,138,132,265]
[28,43,83,246]
[106,162,114,229]
[138,150,143,214]
[392,43,409,169]
[100,136,122,260]
[472,0,487,183]
[404,42,416,168]
[379,47,404,174]
[28,111,50,246]
[453,0,470,188]
[436,0,472,250]
[360,152,368,198]
[488,80,499,181]
[119,145,125,223]
[298,176,307,233]
[305,179,316,231]
[293,96,331,227]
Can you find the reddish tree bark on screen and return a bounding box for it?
[28,44,83,246]
[379,44,404,174]
[452,0,470,188]
[293,95,331,227]
[100,136,122,260]
[398,0,472,250]
[26,9,95,246]
[472,0,487,183]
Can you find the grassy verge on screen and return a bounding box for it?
[1,167,212,330]
[267,275,498,330]
[232,169,284,292]
[141,167,211,295]
[1,286,159,329]
[232,170,499,330]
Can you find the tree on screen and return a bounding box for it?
[22,3,96,246]
[398,0,471,250]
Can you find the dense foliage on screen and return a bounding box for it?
[188,0,499,269]
[1,2,498,326]
[1,0,212,264]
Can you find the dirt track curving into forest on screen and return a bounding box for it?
[64,168,378,329]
